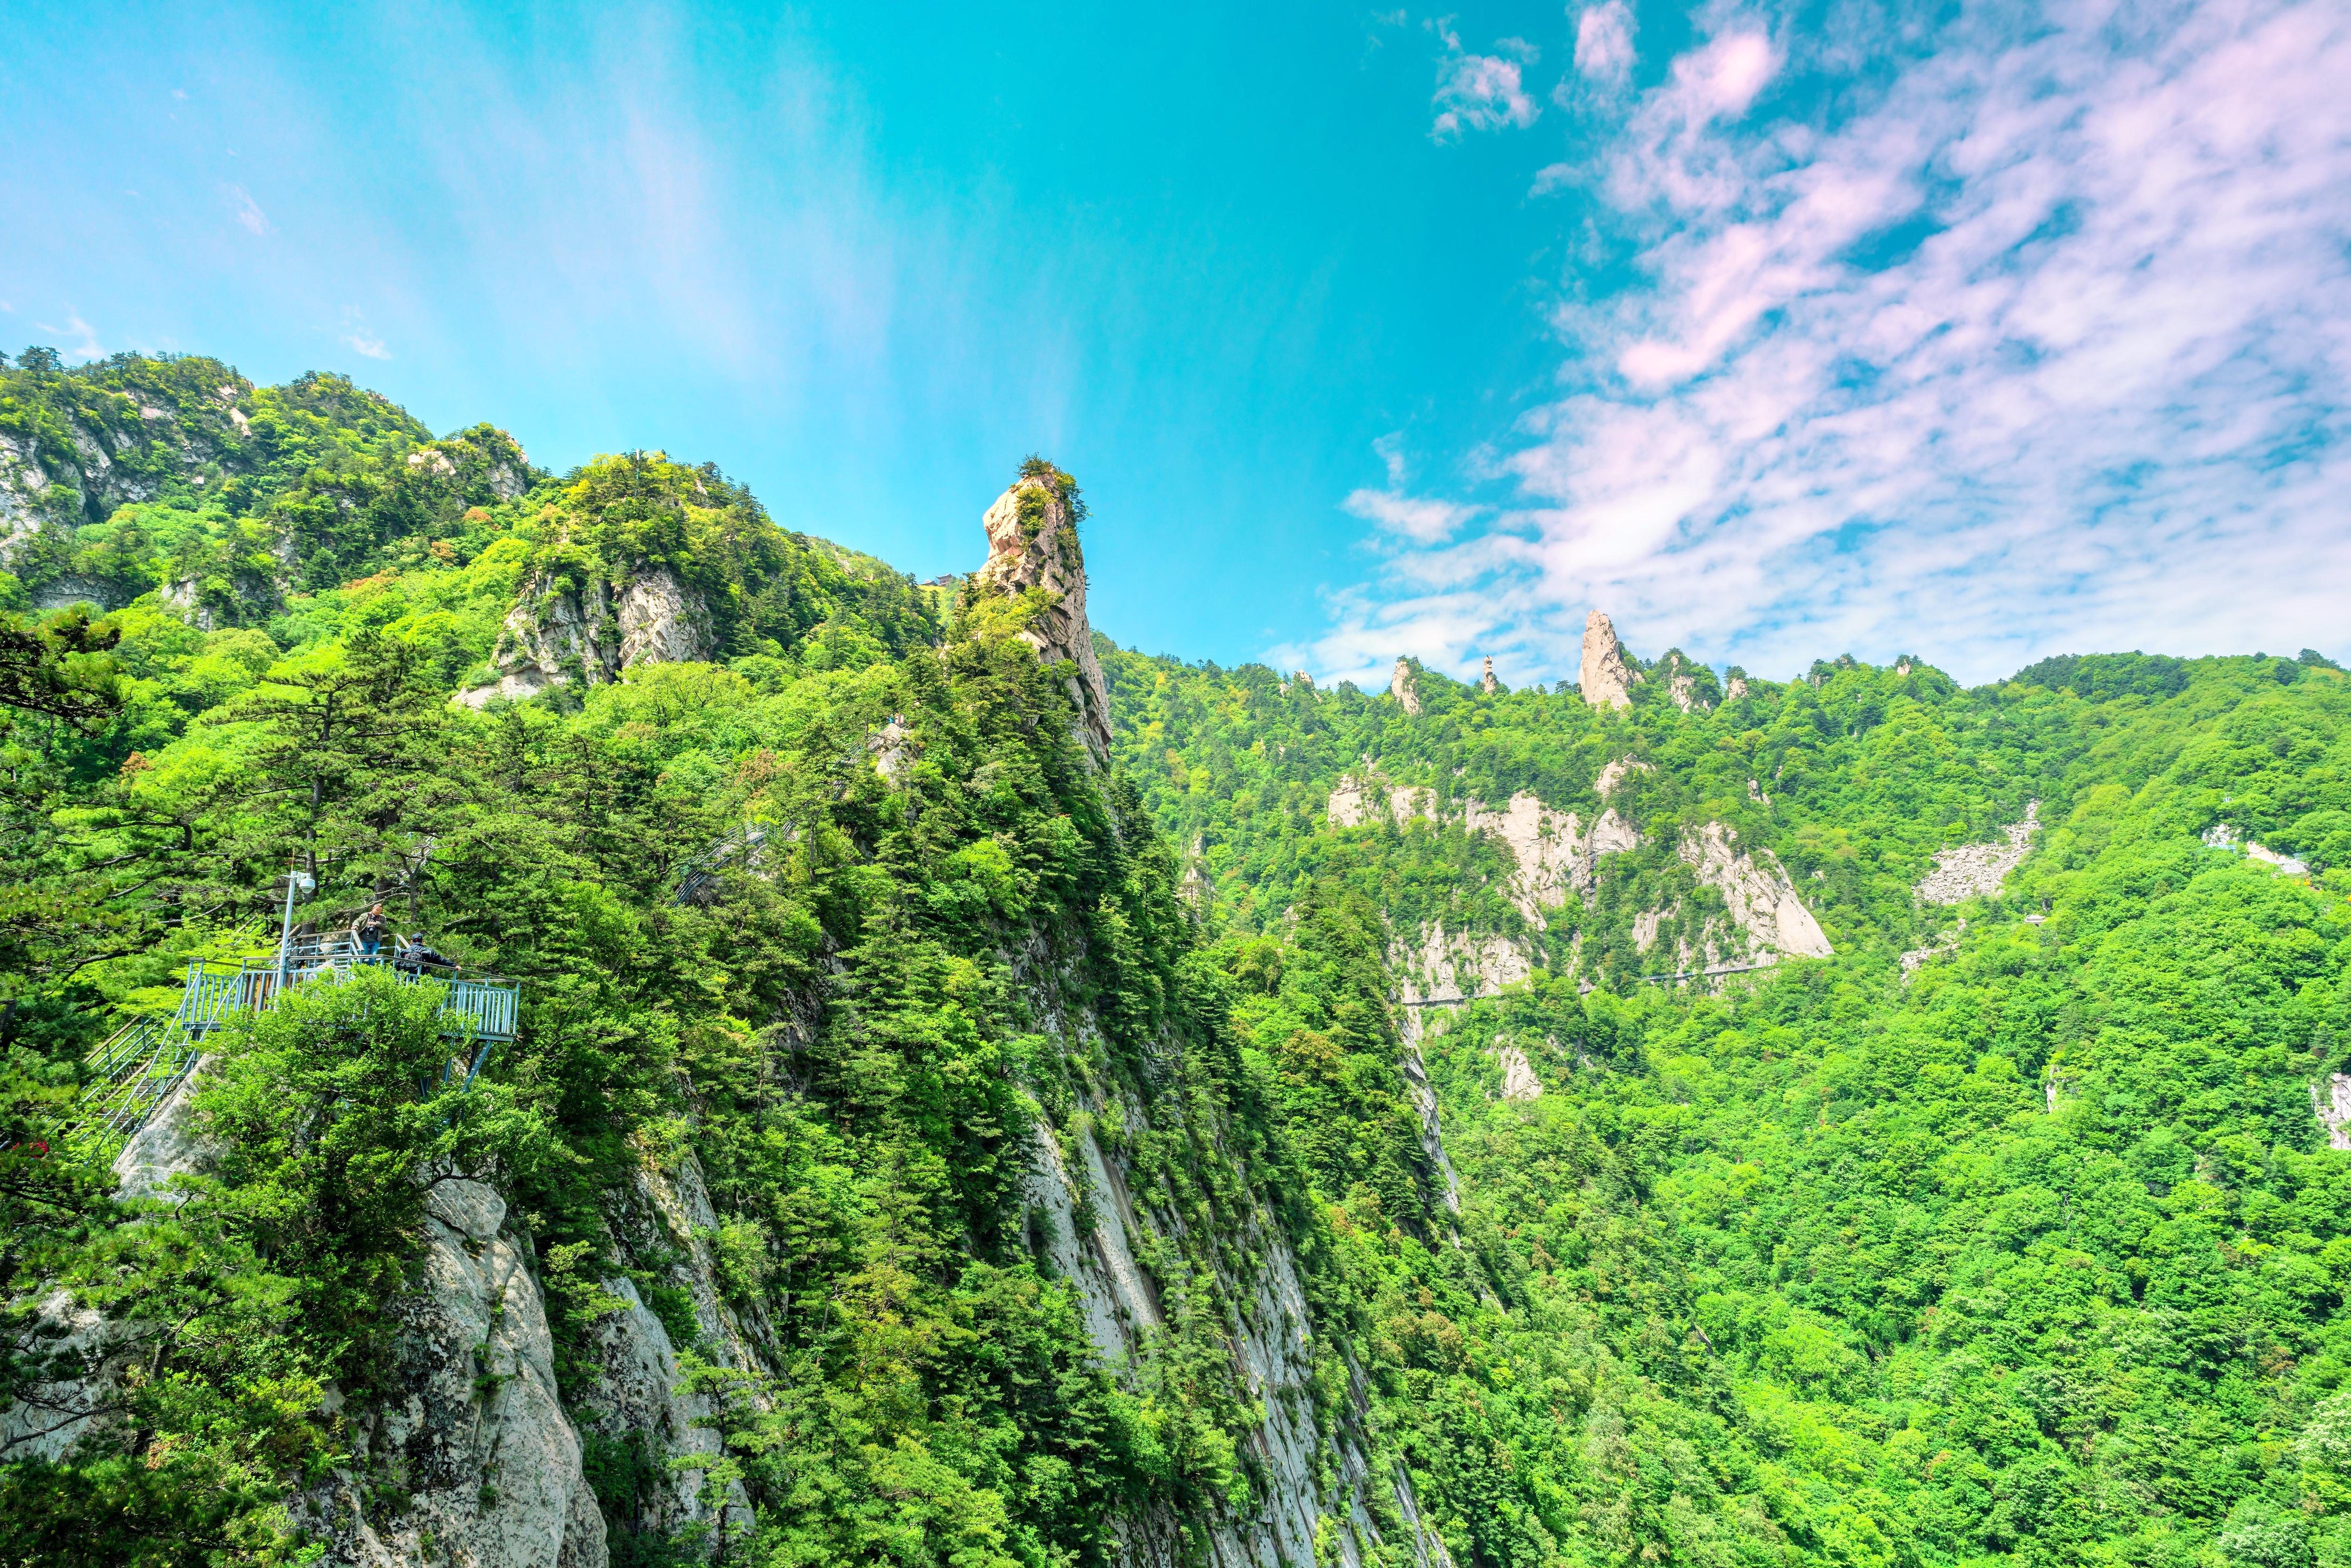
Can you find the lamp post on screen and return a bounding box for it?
[278,858,315,988]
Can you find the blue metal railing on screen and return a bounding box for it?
[75,1016,203,1139]
[63,938,521,1143]
[175,946,520,1042]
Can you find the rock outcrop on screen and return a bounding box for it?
[1460,792,1588,925]
[1676,822,1834,960]
[1327,771,1439,830]
[1497,1043,1542,1101]
[1479,656,1499,695]
[1917,803,2039,904]
[1654,650,1715,713]
[2315,1074,2351,1152]
[1012,1010,1454,1565]
[303,1182,608,1568]
[974,468,1115,760]
[458,565,712,708]
[4,1080,607,1568]
[1578,611,1639,710]
[3,1072,219,1465]
[1390,658,1423,716]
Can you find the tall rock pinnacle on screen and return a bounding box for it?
[1480,656,1499,695]
[1579,610,1637,710]
[1390,658,1423,717]
[975,464,1114,760]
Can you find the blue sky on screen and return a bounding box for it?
[4,0,2345,686]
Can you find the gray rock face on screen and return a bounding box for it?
[304,1179,606,1568]
[1676,821,1834,960]
[458,566,710,708]
[1020,1081,1449,1568]
[1578,611,1637,710]
[2315,1074,2351,1152]
[569,1157,766,1554]
[1390,659,1423,716]
[5,1074,605,1568]
[975,473,1115,759]
[1916,803,2039,904]
[1478,656,1498,695]
[2,1071,216,1466]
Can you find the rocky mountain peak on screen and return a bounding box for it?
[1390,657,1423,716]
[1579,609,1638,709]
[1480,655,1499,695]
[974,464,1113,759]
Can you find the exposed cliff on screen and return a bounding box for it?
[299,1181,607,1568]
[5,1080,609,1568]
[458,565,712,707]
[974,465,1115,759]
[1577,609,1638,709]
[1390,658,1423,717]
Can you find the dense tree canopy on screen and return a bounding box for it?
[1,352,2347,1568]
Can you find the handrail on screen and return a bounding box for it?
[175,954,520,1040]
[67,950,520,1143]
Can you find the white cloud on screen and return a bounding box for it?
[1302,0,2351,687]
[1574,2,1637,83]
[34,313,104,362]
[1432,23,1541,139]
[224,183,271,236]
[1343,487,1483,544]
[339,306,391,360]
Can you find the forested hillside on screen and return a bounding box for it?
[2,351,2349,1568]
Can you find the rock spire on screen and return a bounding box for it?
[1579,610,1638,710]
[1480,656,1499,695]
[1390,658,1423,716]
[975,465,1114,760]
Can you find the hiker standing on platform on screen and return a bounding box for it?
[353,903,389,961]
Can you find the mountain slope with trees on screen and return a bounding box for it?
[0,351,2347,1568]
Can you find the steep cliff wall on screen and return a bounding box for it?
[5,1080,608,1568]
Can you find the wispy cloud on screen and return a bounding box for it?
[1431,23,1540,139]
[1304,0,2351,687]
[340,306,389,360]
[34,313,104,362]
[224,183,270,235]
[1343,487,1483,544]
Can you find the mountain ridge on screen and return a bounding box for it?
[3,352,2349,1568]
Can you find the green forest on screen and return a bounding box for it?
[3,351,2349,1568]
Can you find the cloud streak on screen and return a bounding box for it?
[1304,0,2351,688]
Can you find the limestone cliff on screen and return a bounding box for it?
[1390,658,1423,716]
[1578,611,1638,710]
[458,566,711,708]
[1676,821,1835,960]
[3,1079,608,1568]
[299,1181,607,1568]
[973,466,1115,759]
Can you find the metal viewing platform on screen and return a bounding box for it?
[73,937,520,1140]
